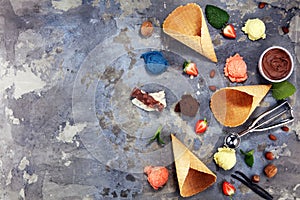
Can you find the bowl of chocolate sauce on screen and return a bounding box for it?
[258,46,294,83]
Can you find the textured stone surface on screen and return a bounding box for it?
[0,0,299,199]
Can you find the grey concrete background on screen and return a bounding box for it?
[0,0,299,199]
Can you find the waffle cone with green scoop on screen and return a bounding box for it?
[210,85,272,127]
[171,134,217,197]
[163,3,217,62]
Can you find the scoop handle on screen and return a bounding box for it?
[238,100,294,137]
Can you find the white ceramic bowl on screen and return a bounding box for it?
[258,46,294,83]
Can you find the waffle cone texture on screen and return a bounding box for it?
[163,3,217,62]
[171,134,217,197]
[210,85,272,127]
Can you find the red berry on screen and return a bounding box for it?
[183,61,198,76]
[195,119,208,134]
[222,181,236,196]
[222,24,236,39]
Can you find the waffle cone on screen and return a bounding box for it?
[210,85,271,127]
[163,3,217,62]
[171,134,217,197]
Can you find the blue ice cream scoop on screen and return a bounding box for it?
[141,51,169,75]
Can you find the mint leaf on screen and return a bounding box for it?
[240,149,254,167]
[245,154,254,167]
[149,126,165,145]
[205,5,230,29]
[272,81,296,100]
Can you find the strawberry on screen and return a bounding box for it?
[183,61,198,76]
[222,181,236,197]
[223,24,236,39]
[195,118,207,134]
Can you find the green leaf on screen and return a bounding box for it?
[205,5,230,29]
[272,81,296,100]
[149,126,165,145]
[245,155,254,167]
[240,149,254,167]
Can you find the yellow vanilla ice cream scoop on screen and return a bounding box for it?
[213,147,236,170]
[242,18,266,41]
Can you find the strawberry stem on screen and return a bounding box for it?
[183,61,188,69]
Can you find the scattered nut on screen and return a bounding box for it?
[33,4,41,13]
[252,174,260,183]
[268,134,277,141]
[209,85,217,91]
[281,126,289,132]
[258,2,267,9]
[282,26,289,34]
[209,69,216,78]
[264,164,278,178]
[56,47,63,53]
[140,21,154,37]
[265,152,275,160]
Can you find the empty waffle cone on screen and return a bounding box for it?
[210,85,272,127]
[163,3,217,62]
[171,134,217,197]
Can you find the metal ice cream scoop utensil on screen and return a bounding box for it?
[224,100,294,149]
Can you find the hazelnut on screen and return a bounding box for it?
[140,21,154,37]
[264,164,278,178]
[265,152,275,160]
[252,174,260,183]
[268,134,277,141]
